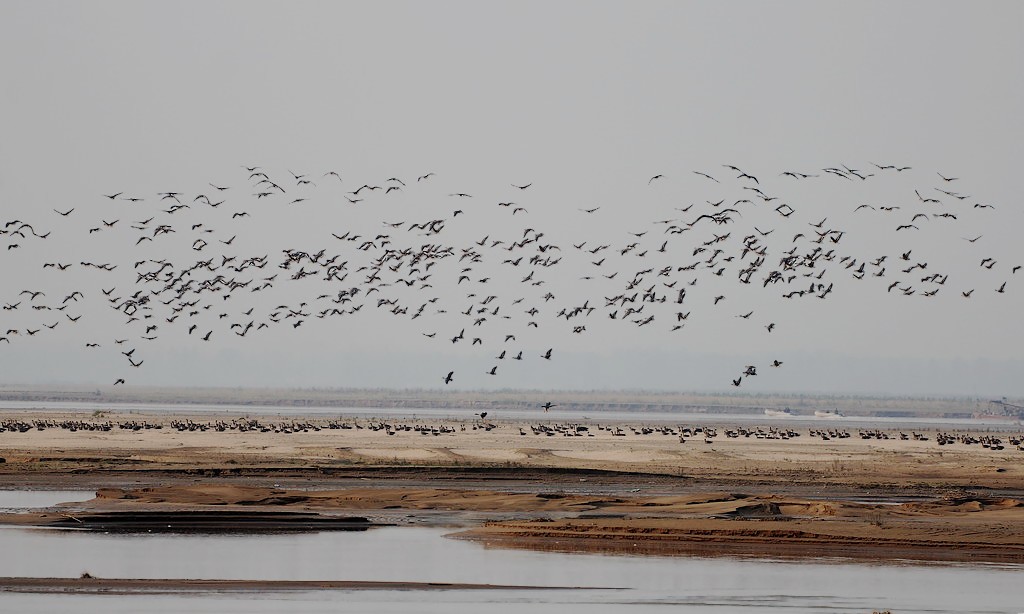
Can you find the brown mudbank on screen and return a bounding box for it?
[44,509,376,532]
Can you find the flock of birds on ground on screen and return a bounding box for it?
[0,162,1019,390]
[0,417,1020,451]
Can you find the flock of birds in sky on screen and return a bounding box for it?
[0,162,1017,390]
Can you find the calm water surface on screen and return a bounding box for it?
[0,490,94,511]
[0,526,1020,613]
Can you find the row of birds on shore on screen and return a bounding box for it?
[1,416,1020,450]
[0,162,1017,390]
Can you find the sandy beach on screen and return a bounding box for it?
[2,410,1023,565]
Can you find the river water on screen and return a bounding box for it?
[0,490,96,511]
[0,399,1017,430]
[0,519,1020,613]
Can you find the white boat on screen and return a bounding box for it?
[764,408,794,418]
[814,410,844,418]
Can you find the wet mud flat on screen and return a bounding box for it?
[3,484,1023,564]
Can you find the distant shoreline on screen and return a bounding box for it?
[0,385,1018,420]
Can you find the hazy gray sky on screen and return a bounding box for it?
[1,1,1022,395]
